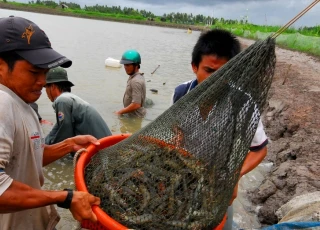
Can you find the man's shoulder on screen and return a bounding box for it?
[132,73,146,83]
[131,77,146,89]
[173,80,195,103]
[56,93,75,102]
[0,90,15,108]
[175,80,194,91]
[0,89,12,99]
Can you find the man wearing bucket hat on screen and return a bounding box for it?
[0,16,100,229]
[44,67,112,146]
[116,49,146,117]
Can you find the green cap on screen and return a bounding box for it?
[120,49,141,64]
[46,67,74,86]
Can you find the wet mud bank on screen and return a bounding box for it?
[240,38,320,226]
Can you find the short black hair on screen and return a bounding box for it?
[134,63,140,69]
[0,51,24,71]
[192,29,241,67]
[47,82,72,93]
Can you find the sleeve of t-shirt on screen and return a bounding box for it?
[131,81,144,105]
[46,98,75,144]
[250,119,268,151]
[0,94,15,195]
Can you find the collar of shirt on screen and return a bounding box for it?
[187,79,198,93]
[129,72,144,79]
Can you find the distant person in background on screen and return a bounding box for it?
[45,67,112,145]
[30,102,42,122]
[116,49,146,118]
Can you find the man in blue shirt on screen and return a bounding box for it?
[171,29,268,229]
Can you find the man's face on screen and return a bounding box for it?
[192,54,229,84]
[0,59,48,103]
[124,64,137,75]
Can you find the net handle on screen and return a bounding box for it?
[272,0,320,38]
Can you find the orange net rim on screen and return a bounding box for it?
[74,134,130,230]
[74,133,226,230]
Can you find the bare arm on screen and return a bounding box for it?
[0,180,100,222]
[116,102,141,115]
[0,180,66,213]
[43,135,100,166]
[240,146,267,177]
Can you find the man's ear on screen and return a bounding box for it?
[191,63,198,74]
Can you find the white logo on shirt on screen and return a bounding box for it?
[31,131,41,150]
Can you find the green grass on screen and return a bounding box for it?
[64,8,145,20]
[214,23,320,56]
[213,23,319,37]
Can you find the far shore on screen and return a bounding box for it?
[0,2,209,32]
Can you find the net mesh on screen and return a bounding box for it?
[84,37,276,229]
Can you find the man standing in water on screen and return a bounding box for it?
[44,67,112,146]
[0,16,100,229]
[171,29,268,229]
[116,49,146,118]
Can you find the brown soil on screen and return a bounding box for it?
[240,38,320,225]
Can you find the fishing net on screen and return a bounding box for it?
[84,37,276,229]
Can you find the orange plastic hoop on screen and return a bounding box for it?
[74,133,226,230]
[75,134,130,230]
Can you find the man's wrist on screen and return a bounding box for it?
[117,109,124,115]
[57,189,73,209]
[64,138,74,153]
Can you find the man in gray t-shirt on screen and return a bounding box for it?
[45,67,112,145]
[0,16,100,230]
[116,49,146,117]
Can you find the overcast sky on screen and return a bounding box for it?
[20,0,320,27]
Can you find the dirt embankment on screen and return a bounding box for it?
[241,38,320,225]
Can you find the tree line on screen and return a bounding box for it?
[26,0,320,31]
[27,0,224,25]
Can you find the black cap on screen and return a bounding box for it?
[0,16,72,68]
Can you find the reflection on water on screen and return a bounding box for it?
[118,115,143,134]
